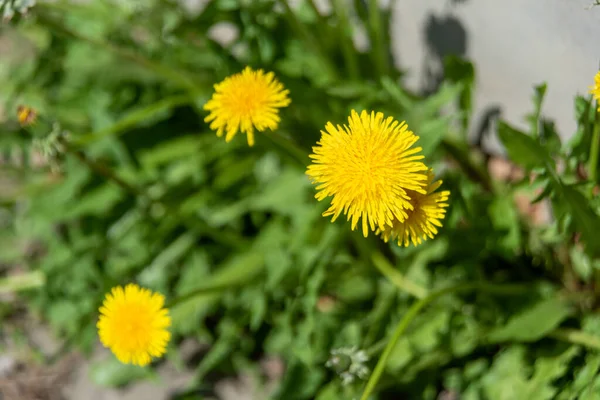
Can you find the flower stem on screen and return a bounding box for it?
[549,328,600,350]
[371,252,428,299]
[331,0,360,80]
[366,0,389,77]
[359,282,529,400]
[588,107,600,188]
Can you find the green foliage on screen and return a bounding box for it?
[1,1,600,399]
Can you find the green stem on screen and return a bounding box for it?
[331,0,360,80]
[73,95,194,146]
[367,0,389,77]
[549,328,600,350]
[35,7,202,92]
[371,252,428,299]
[588,106,600,187]
[359,282,529,400]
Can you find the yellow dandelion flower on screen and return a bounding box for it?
[307,110,429,237]
[378,169,450,247]
[590,70,600,111]
[203,66,291,147]
[97,283,171,367]
[17,105,37,126]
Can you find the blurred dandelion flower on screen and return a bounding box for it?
[378,169,450,247]
[17,105,37,126]
[590,70,600,111]
[307,110,428,237]
[204,66,291,147]
[98,283,171,367]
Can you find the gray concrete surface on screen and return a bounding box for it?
[391,0,600,151]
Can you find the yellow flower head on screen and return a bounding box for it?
[17,105,37,126]
[378,169,450,247]
[307,110,428,237]
[204,66,291,147]
[97,283,171,367]
[590,70,600,111]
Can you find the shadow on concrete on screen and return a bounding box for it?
[422,12,468,95]
[420,3,503,145]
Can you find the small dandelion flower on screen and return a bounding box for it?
[97,283,171,367]
[307,110,428,237]
[378,169,450,247]
[17,105,37,126]
[204,66,291,147]
[590,70,600,111]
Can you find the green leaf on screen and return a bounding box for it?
[421,81,464,114]
[550,178,600,257]
[522,346,579,400]
[170,251,211,335]
[139,136,203,170]
[381,76,414,110]
[387,337,413,373]
[62,183,124,219]
[170,250,265,334]
[540,119,562,155]
[488,297,572,343]
[566,95,597,160]
[497,121,553,169]
[414,115,452,158]
[410,309,452,353]
[558,354,600,399]
[481,346,529,400]
[488,193,521,253]
[138,233,196,290]
[326,82,375,99]
[526,83,547,138]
